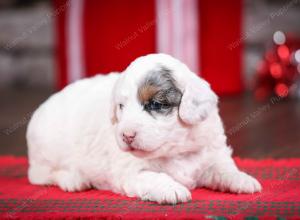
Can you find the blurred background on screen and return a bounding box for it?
[0,0,299,157]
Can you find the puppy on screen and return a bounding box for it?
[27,53,261,204]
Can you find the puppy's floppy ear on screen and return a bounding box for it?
[179,73,218,125]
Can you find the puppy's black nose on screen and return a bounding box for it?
[122,132,137,145]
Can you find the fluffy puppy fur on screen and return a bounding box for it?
[27,54,261,204]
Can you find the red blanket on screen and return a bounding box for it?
[0,156,299,219]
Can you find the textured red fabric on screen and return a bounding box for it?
[0,156,299,219]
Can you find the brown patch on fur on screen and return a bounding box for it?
[137,66,183,115]
[110,105,118,124]
[138,84,159,103]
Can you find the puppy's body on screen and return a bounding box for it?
[27,54,261,204]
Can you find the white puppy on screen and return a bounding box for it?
[27,54,261,204]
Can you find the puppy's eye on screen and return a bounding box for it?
[150,101,162,110]
[144,101,169,111]
[119,104,124,110]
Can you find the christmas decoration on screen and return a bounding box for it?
[254,31,300,101]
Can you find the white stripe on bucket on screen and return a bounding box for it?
[155,0,199,73]
[66,0,85,83]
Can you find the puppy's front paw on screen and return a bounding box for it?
[224,172,262,194]
[54,170,89,192]
[140,178,191,204]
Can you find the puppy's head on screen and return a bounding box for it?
[111,54,218,158]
